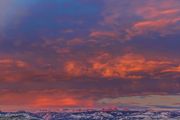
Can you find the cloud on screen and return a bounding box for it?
[0,90,94,111]
[33,97,79,107]
[98,95,180,107]
[64,61,85,77]
[0,58,29,68]
[161,66,180,73]
[64,53,179,80]
[90,31,118,39]
[0,58,30,82]
[126,18,180,39]
[102,0,180,40]
[33,97,93,108]
[91,53,171,79]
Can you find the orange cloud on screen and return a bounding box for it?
[133,20,170,29]
[33,97,78,107]
[0,90,95,111]
[0,58,31,82]
[161,66,180,73]
[136,6,180,19]
[126,18,180,39]
[0,59,13,64]
[91,53,172,79]
[63,53,177,80]
[126,20,169,39]
[102,0,180,40]
[65,61,83,77]
[0,58,29,68]
[126,2,180,39]
[15,60,29,68]
[33,97,94,108]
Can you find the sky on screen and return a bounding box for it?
[0,0,180,111]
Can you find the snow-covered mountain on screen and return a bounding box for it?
[0,110,180,120]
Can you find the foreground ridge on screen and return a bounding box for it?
[0,110,180,120]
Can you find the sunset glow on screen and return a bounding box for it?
[0,0,179,111]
